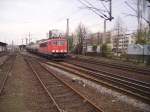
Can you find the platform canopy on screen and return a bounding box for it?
[0,42,7,47]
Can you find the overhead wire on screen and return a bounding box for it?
[77,0,106,19]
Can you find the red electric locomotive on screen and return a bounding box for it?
[38,38,68,58]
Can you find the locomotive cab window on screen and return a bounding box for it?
[52,41,57,45]
[52,40,65,46]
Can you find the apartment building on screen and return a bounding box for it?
[112,33,136,53]
[73,31,136,54]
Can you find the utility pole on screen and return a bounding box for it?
[28,32,31,44]
[103,19,107,44]
[12,40,14,52]
[77,0,113,56]
[26,38,28,45]
[22,38,23,45]
[97,32,101,54]
[66,18,70,53]
[116,24,120,56]
[66,18,69,38]
[46,33,49,38]
[109,0,112,21]
[104,20,106,33]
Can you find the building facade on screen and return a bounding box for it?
[112,33,136,53]
[73,31,136,54]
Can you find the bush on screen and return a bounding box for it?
[101,44,112,57]
[92,45,97,52]
[146,56,150,65]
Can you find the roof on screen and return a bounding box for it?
[38,38,66,44]
[0,42,7,46]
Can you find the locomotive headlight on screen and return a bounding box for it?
[56,50,58,52]
[60,50,63,52]
[52,50,55,52]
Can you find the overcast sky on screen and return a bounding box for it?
[0,0,138,45]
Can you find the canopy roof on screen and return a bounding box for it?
[0,42,7,46]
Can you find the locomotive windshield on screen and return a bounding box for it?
[58,40,65,45]
[52,40,65,46]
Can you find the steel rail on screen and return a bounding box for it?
[60,62,150,93]
[46,62,150,104]
[24,58,62,112]
[65,61,150,89]
[25,57,104,112]
[0,55,16,95]
[22,54,150,103]
[0,52,7,57]
[40,62,104,112]
[74,56,150,75]
[0,55,10,67]
[22,54,150,91]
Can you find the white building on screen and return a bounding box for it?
[72,31,136,54]
[112,33,136,53]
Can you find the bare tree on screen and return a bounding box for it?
[124,0,150,42]
[113,17,125,55]
[75,23,89,54]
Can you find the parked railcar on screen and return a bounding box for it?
[26,43,39,53]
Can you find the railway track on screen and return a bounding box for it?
[0,52,7,57]
[46,61,150,104]
[0,54,16,95]
[65,61,150,87]
[73,56,150,75]
[0,53,9,66]
[24,58,61,112]
[22,54,150,104]
[24,57,104,112]
[0,56,9,67]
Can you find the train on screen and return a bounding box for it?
[26,37,68,58]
